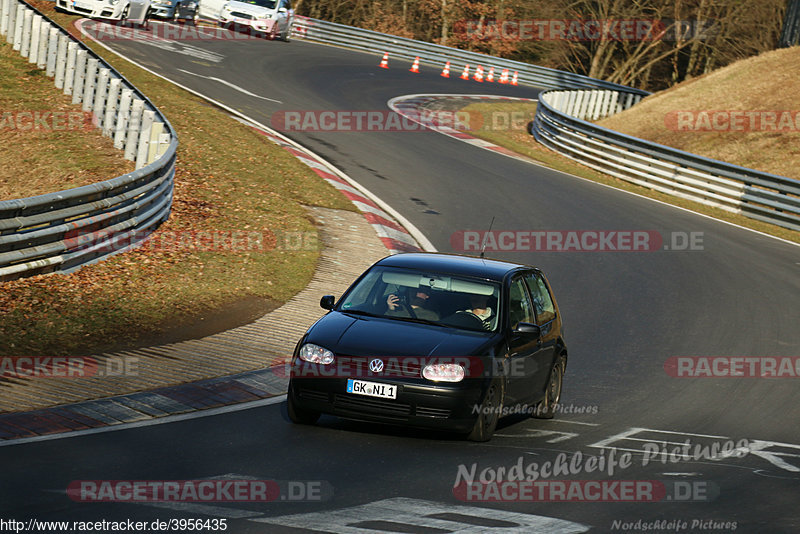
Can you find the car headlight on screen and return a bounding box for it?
[422,363,465,382]
[298,343,335,365]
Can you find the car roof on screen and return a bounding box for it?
[375,253,534,281]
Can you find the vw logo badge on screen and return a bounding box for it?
[369,359,384,373]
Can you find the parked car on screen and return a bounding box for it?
[214,0,293,40]
[150,0,199,23]
[286,252,568,442]
[55,0,152,25]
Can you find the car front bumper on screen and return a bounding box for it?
[289,376,488,433]
[56,0,126,19]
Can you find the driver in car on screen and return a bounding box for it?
[461,293,494,330]
[386,286,439,321]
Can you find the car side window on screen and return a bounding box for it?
[525,272,556,324]
[508,277,534,329]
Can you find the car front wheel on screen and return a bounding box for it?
[533,354,565,419]
[467,379,502,442]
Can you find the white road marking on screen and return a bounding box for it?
[590,427,800,473]
[251,497,590,533]
[549,420,600,426]
[0,396,286,447]
[177,69,282,103]
[495,429,578,443]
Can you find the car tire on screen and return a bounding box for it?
[287,386,320,425]
[280,26,290,42]
[533,353,565,419]
[466,379,502,442]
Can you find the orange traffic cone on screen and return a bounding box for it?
[410,57,420,73]
[379,52,389,69]
[473,65,484,82]
[511,71,519,86]
[498,69,509,84]
[441,61,451,78]
[460,64,470,79]
[486,67,495,82]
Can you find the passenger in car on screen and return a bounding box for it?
[386,286,440,321]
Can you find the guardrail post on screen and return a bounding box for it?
[114,88,132,149]
[54,33,68,88]
[28,12,40,63]
[103,77,121,138]
[19,7,31,56]
[124,98,144,161]
[12,3,23,50]
[136,109,155,168]
[92,68,110,128]
[5,0,16,44]
[82,58,98,112]
[147,122,169,164]
[45,26,58,76]
[72,49,87,104]
[565,92,577,116]
[0,0,8,36]
[63,41,77,95]
[36,18,47,68]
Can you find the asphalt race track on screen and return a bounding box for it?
[2,20,800,533]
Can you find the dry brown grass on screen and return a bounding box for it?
[598,47,800,180]
[0,41,134,199]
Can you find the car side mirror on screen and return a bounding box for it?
[515,322,540,337]
[278,6,287,12]
[320,295,335,310]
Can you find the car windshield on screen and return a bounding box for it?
[337,266,501,333]
[236,0,276,8]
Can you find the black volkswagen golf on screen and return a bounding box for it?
[286,253,567,441]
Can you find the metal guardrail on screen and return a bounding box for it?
[533,90,800,232]
[291,16,650,95]
[291,17,800,232]
[0,0,177,281]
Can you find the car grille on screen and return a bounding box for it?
[415,406,452,418]
[334,394,411,418]
[335,355,422,379]
[229,11,254,19]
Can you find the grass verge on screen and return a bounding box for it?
[459,100,800,245]
[0,2,356,356]
[0,40,134,199]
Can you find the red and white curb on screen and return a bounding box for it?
[388,94,537,164]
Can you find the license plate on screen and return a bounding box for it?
[347,379,397,399]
